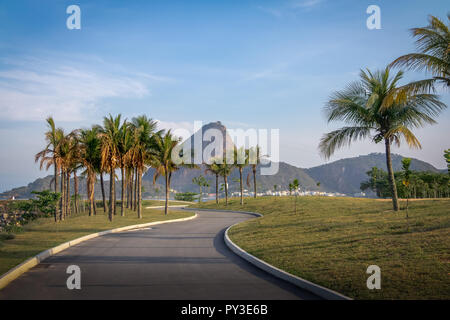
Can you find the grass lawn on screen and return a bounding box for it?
[192,196,450,299]
[0,206,193,276]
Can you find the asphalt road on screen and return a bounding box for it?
[0,209,320,300]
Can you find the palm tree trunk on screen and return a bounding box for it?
[87,178,93,216]
[109,168,114,221]
[121,166,125,216]
[66,171,71,217]
[130,168,134,210]
[113,171,116,216]
[90,178,95,216]
[138,167,142,219]
[93,185,97,216]
[134,167,138,211]
[60,168,64,221]
[126,168,130,209]
[385,138,399,211]
[164,169,169,215]
[215,174,219,204]
[239,167,243,205]
[252,166,257,198]
[100,173,107,212]
[224,175,228,206]
[54,162,58,222]
[74,170,79,214]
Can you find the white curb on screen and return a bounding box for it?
[145,205,189,209]
[186,207,351,300]
[0,213,198,291]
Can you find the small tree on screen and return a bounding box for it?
[292,179,299,214]
[192,175,209,203]
[401,158,412,217]
[31,190,61,222]
[445,149,450,175]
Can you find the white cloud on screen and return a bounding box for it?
[0,57,155,122]
[291,0,323,9]
[257,6,283,18]
[258,0,323,17]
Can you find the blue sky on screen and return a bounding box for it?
[0,0,449,191]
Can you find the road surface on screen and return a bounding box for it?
[0,209,320,300]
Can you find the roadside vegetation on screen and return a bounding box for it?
[193,196,450,299]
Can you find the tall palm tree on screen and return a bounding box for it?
[247,146,262,198]
[319,67,446,211]
[390,15,450,92]
[100,114,122,221]
[149,130,182,215]
[35,117,62,222]
[217,161,234,206]
[205,160,221,204]
[56,129,78,220]
[79,127,101,216]
[118,120,132,216]
[234,147,249,205]
[127,115,158,218]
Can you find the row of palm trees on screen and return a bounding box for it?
[204,146,262,206]
[319,14,449,211]
[36,114,185,221]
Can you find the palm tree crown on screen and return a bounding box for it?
[319,67,446,210]
[390,15,450,91]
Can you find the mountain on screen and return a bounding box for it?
[305,152,443,195]
[146,121,318,192]
[179,121,235,162]
[144,161,318,193]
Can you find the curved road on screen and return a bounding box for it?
[0,210,320,300]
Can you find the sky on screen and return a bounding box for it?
[0,0,449,192]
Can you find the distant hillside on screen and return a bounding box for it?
[305,153,443,195]
[145,161,318,193]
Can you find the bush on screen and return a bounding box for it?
[174,192,198,202]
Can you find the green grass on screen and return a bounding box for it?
[0,206,193,276]
[192,196,450,299]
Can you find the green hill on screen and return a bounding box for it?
[305,152,443,195]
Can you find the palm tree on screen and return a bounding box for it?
[217,161,234,206]
[79,127,101,216]
[205,160,221,204]
[390,15,449,92]
[35,117,62,222]
[100,114,122,221]
[118,120,132,216]
[234,147,249,205]
[127,115,158,218]
[150,130,181,215]
[247,146,262,198]
[56,129,78,220]
[319,67,446,211]
[192,175,209,203]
